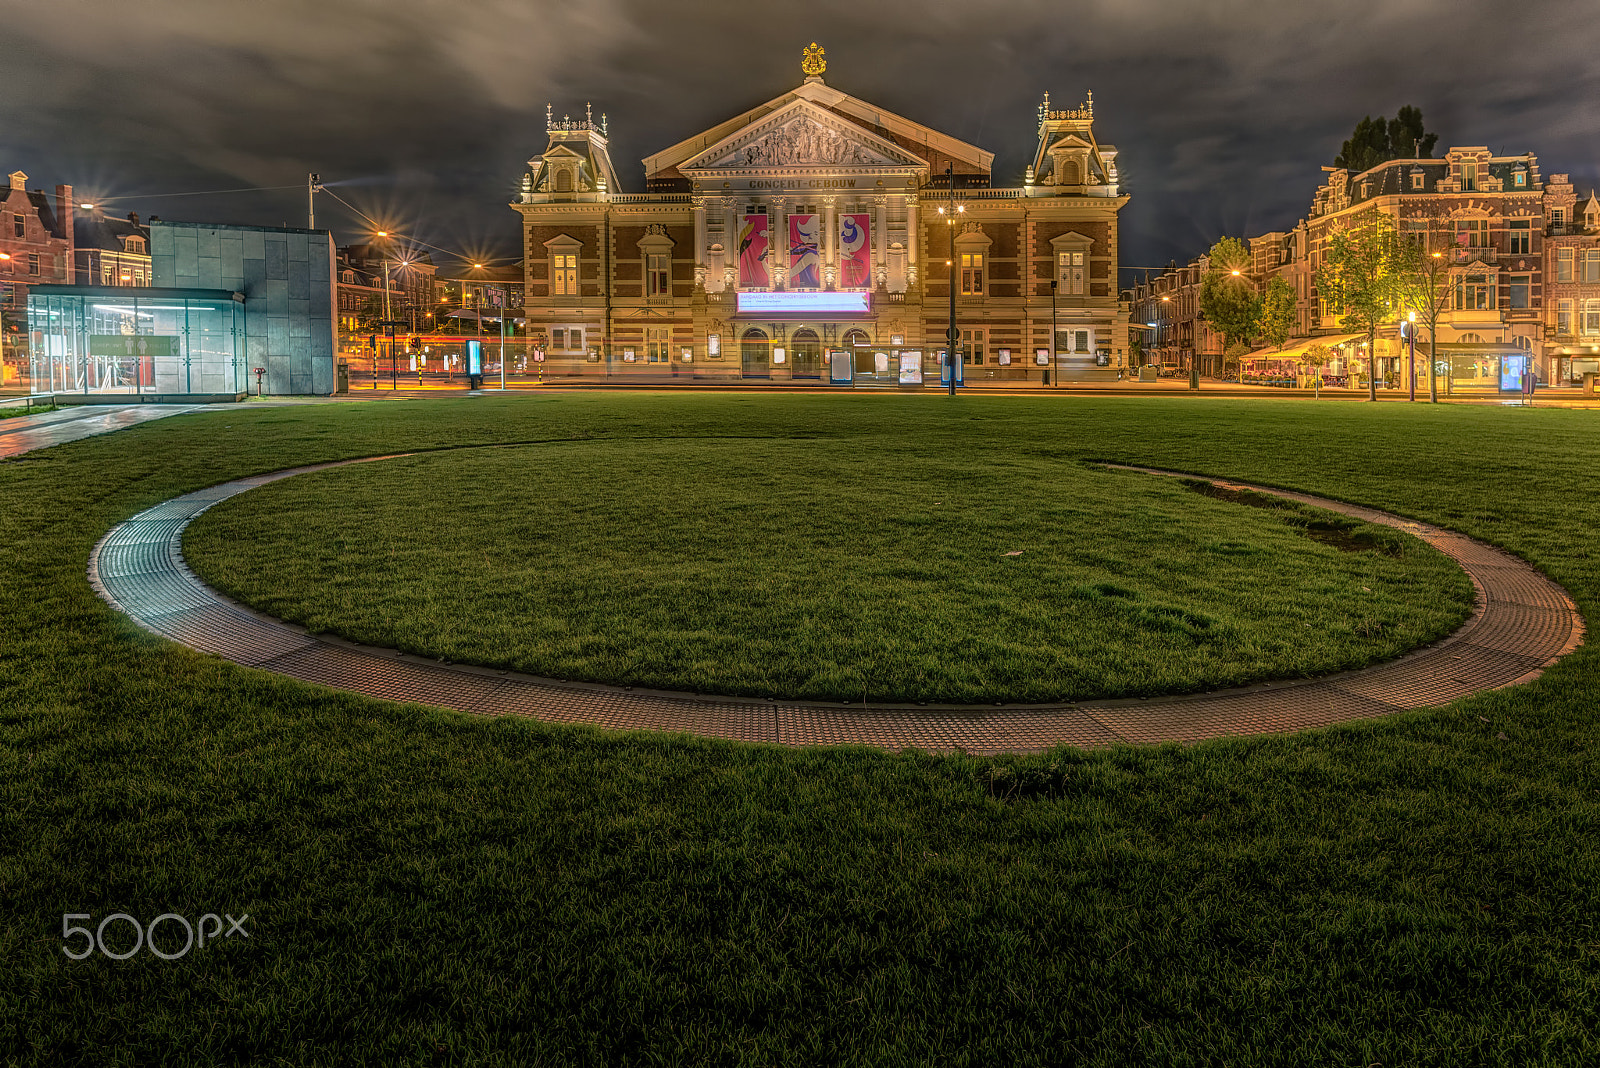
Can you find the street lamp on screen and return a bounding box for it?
[1050,278,1058,389]
[936,162,964,396]
[1406,310,1417,402]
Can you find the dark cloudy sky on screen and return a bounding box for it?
[3,0,1596,277]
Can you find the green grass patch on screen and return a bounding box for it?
[2,393,1598,1065]
[184,440,1471,703]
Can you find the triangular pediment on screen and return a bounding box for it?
[680,100,927,174]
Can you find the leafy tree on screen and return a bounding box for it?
[1198,237,1262,350]
[1301,343,1334,397]
[1259,275,1296,351]
[1334,106,1439,170]
[1315,210,1408,401]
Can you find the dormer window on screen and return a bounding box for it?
[1411,171,1425,190]
[1513,169,1527,188]
[123,236,145,254]
[1460,161,1477,191]
[1552,208,1566,229]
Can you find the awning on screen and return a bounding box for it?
[1244,333,1365,362]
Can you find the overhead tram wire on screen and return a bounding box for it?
[317,187,480,264]
[91,184,307,204]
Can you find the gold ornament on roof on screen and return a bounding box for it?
[802,42,826,77]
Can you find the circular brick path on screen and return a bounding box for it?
[87,454,1584,754]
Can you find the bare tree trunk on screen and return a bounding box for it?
[1368,325,1378,401]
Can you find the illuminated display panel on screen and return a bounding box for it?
[735,291,871,315]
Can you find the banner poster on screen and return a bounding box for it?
[839,213,872,288]
[788,214,821,288]
[739,214,770,287]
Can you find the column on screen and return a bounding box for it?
[693,196,706,270]
[823,195,837,289]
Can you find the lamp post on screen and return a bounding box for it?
[936,162,964,396]
[1406,310,1417,402]
[1050,278,1058,389]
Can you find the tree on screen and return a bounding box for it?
[1333,106,1439,170]
[1315,210,1408,401]
[1198,237,1263,353]
[1301,343,1334,397]
[1389,223,1453,403]
[1259,275,1296,352]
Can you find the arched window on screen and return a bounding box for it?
[842,328,871,348]
[1060,159,1081,185]
[741,328,769,378]
[555,169,573,193]
[791,328,822,378]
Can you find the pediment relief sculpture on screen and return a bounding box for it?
[698,113,918,169]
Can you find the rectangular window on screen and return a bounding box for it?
[552,253,577,296]
[28,253,39,275]
[1557,248,1574,282]
[1557,300,1573,335]
[1507,220,1531,255]
[1455,220,1488,247]
[550,328,565,350]
[1552,208,1566,229]
[646,327,670,362]
[1058,251,1085,295]
[1460,161,1477,191]
[1411,173,1425,190]
[569,328,583,352]
[646,253,669,297]
[1514,171,1527,187]
[1586,300,1600,336]
[961,327,986,365]
[1403,219,1428,245]
[1585,251,1600,283]
[1455,274,1493,311]
[1509,275,1530,309]
[12,214,22,238]
[960,253,984,295]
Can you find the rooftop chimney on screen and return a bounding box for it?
[128,211,139,226]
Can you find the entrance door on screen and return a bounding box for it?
[791,328,822,378]
[741,329,769,379]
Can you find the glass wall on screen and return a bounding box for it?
[28,289,245,396]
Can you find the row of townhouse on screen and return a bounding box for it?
[1129,147,1600,385]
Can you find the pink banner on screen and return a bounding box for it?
[738,214,769,288]
[839,213,871,288]
[788,214,821,289]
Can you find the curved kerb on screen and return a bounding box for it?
[88,454,1585,755]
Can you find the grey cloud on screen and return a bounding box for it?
[0,0,1595,270]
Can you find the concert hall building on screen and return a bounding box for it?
[512,46,1130,384]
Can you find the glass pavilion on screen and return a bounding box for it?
[28,286,246,397]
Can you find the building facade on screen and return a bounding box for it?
[75,207,153,288]
[1127,144,1600,386]
[2,170,75,384]
[512,53,1129,382]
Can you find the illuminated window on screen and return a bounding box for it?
[646,327,670,363]
[1058,251,1085,295]
[553,253,577,296]
[1455,219,1488,247]
[1507,220,1530,254]
[1455,273,1493,311]
[960,253,984,295]
[1514,170,1527,187]
[647,253,669,297]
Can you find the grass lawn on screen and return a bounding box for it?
[183,439,1471,704]
[2,392,1598,1066]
